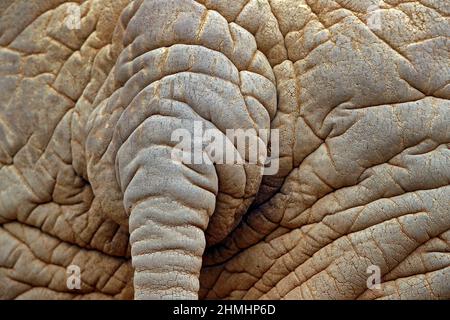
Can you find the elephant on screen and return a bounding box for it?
[0,0,449,300]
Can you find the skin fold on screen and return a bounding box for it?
[0,0,449,299]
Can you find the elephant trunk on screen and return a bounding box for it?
[117,119,218,299]
[128,198,208,299]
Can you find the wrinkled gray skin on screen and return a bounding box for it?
[0,0,449,300]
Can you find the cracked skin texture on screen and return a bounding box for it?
[0,0,449,300]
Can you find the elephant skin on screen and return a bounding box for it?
[0,0,449,299]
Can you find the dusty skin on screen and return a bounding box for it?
[0,0,449,300]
